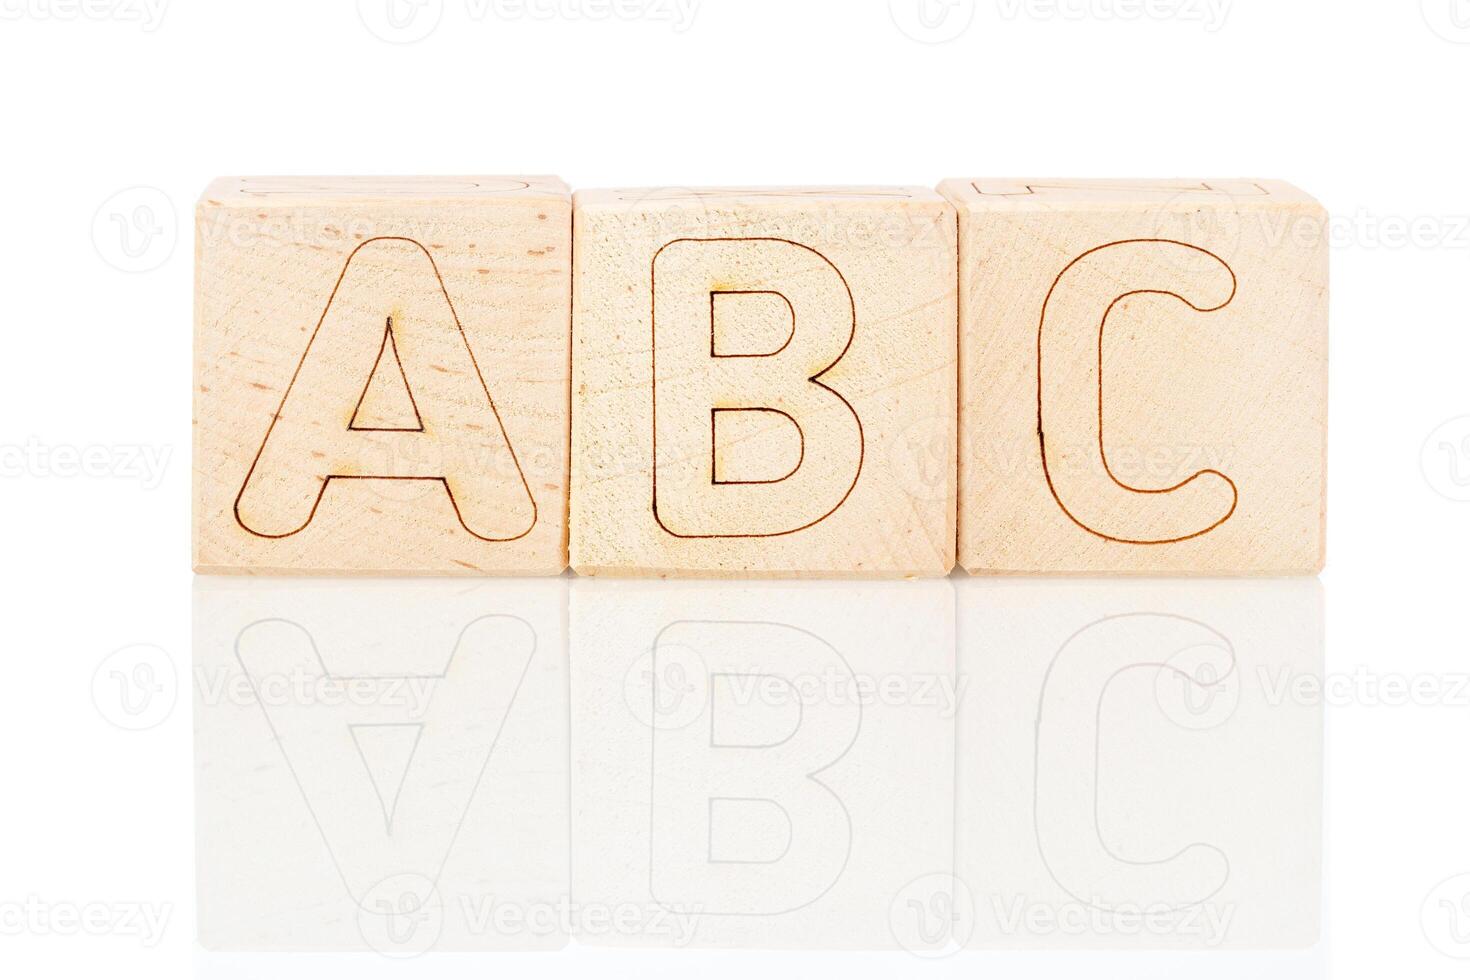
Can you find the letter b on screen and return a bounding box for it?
[651,238,864,538]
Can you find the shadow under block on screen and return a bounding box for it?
[570,187,959,577]
[938,179,1328,575]
[193,176,572,575]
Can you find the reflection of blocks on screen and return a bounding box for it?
[571,188,958,577]
[956,579,1323,952]
[570,580,957,947]
[193,177,571,574]
[939,179,1328,574]
[193,579,569,952]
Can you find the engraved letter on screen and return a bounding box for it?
[235,237,535,540]
[652,238,863,538]
[1038,239,1238,545]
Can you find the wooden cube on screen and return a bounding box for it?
[939,179,1328,575]
[571,187,958,578]
[193,176,571,575]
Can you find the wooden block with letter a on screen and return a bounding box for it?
[571,187,958,577]
[938,179,1328,575]
[193,176,571,575]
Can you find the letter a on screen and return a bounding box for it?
[235,237,536,540]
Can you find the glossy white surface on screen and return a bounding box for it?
[188,578,1322,963]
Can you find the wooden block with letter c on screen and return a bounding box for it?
[938,179,1328,575]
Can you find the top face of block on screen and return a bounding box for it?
[576,185,946,212]
[938,178,1322,211]
[200,175,570,207]
[571,186,958,578]
[939,177,1327,576]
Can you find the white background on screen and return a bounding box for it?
[2,0,1469,976]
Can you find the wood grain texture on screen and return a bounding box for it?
[938,179,1328,575]
[571,187,958,578]
[193,176,571,575]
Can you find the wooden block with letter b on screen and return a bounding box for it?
[193,176,571,575]
[938,179,1328,575]
[571,187,958,577]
